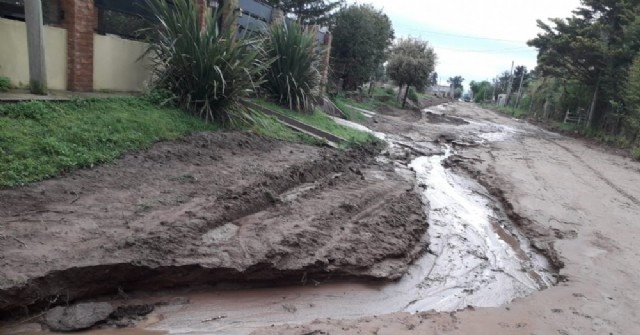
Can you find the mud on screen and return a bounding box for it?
[3,101,640,335]
[57,106,560,335]
[259,103,640,335]
[0,132,426,318]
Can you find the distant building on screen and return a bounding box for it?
[429,85,451,97]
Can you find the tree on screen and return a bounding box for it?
[624,55,640,142]
[386,37,436,108]
[429,72,438,86]
[527,0,639,127]
[331,4,394,90]
[470,80,492,102]
[264,0,344,26]
[513,65,530,91]
[447,76,464,98]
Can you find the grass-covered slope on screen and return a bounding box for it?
[0,98,218,187]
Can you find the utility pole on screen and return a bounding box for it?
[505,61,514,106]
[515,72,525,108]
[588,73,602,128]
[492,77,497,104]
[25,0,47,95]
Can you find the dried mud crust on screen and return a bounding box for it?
[0,131,427,316]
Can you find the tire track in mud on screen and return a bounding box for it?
[545,138,640,206]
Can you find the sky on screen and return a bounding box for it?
[348,0,582,90]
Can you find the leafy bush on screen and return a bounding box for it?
[145,0,269,125]
[632,147,640,161]
[262,21,320,112]
[407,87,419,103]
[0,76,10,92]
[145,88,177,106]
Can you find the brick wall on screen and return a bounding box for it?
[52,0,301,92]
[60,0,95,91]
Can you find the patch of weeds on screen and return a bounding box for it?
[0,97,218,188]
[496,105,528,118]
[631,147,640,161]
[0,76,10,92]
[334,87,401,111]
[145,88,177,106]
[407,87,419,104]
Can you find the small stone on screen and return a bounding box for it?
[45,302,114,331]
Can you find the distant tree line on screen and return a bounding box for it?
[523,0,640,146]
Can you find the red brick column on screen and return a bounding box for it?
[60,0,96,91]
[196,0,209,33]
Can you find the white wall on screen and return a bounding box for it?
[0,18,67,90]
[93,34,153,92]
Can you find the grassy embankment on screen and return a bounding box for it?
[0,97,377,188]
[252,99,377,146]
[333,86,399,114]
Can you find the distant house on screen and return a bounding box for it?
[429,85,452,97]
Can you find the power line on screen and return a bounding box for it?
[393,24,528,44]
[434,46,535,54]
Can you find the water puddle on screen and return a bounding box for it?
[406,147,554,311]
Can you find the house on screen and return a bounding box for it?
[0,0,332,94]
[429,84,452,97]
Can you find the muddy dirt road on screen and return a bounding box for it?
[2,102,640,335]
[259,103,640,335]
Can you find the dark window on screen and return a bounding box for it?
[96,7,154,40]
[0,0,62,25]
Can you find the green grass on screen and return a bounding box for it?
[0,96,377,188]
[0,97,219,187]
[492,105,529,118]
[334,86,400,112]
[251,114,323,145]
[0,76,10,92]
[552,121,632,147]
[333,99,366,122]
[253,99,377,146]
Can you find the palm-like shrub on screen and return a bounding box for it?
[263,22,321,113]
[145,0,269,125]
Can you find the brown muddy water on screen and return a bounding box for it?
[4,106,557,335]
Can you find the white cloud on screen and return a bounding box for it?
[347,0,581,89]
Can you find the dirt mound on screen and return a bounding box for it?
[0,131,426,318]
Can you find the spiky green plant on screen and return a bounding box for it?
[262,21,321,113]
[145,0,270,125]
